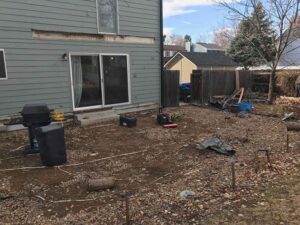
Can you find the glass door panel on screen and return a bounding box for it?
[71,55,102,108]
[102,55,129,105]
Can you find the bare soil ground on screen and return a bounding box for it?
[0,106,299,225]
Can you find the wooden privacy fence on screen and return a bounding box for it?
[191,70,236,105]
[191,70,271,105]
[162,70,180,107]
[237,70,269,93]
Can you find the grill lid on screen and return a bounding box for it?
[21,104,50,115]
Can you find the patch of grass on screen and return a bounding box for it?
[254,104,285,116]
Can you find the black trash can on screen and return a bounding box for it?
[35,124,67,167]
[21,104,51,155]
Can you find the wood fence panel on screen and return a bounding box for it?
[191,70,236,104]
[162,70,180,107]
[190,70,203,105]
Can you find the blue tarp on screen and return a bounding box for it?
[180,83,191,92]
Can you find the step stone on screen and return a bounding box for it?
[76,103,159,126]
[114,103,159,115]
[79,114,120,127]
[75,110,115,121]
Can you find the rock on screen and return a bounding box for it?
[180,190,195,200]
[224,193,231,199]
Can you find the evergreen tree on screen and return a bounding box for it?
[184,35,192,42]
[228,2,275,69]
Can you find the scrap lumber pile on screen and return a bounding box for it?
[276,96,300,105]
[211,88,253,113]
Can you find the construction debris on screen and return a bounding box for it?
[196,136,236,156]
[211,88,253,113]
[282,112,295,121]
[276,96,300,105]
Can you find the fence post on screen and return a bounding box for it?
[235,70,240,90]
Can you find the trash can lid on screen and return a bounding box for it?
[37,123,63,133]
[21,104,50,115]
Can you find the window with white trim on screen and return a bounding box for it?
[0,50,7,79]
[97,0,118,34]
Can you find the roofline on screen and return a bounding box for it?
[196,42,225,50]
[164,52,197,68]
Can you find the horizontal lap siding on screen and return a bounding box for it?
[0,0,161,116]
[0,0,160,37]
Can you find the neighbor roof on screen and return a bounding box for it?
[164,44,186,52]
[179,52,238,67]
[196,42,225,51]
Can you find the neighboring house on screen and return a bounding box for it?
[165,52,238,83]
[194,42,225,53]
[164,44,186,64]
[164,45,186,58]
[279,27,300,67]
[0,0,162,118]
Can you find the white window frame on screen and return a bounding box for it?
[69,52,131,112]
[0,49,8,80]
[96,0,120,35]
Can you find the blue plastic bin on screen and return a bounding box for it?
[237,102,253,112]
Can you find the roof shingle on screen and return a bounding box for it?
[164,45,186,51]
[196,42,225,51]
[180,52,238,67]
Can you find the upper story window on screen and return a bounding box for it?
[0,49,7,80]
[97,0,118,34]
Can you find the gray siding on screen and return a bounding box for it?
[279,38,300,67]
[0,0,161,116]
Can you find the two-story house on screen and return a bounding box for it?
[0,0,162,123]
[194,42,225,53]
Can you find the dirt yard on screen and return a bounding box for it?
[0,106,299,225]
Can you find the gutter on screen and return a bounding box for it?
[160,0,164,107]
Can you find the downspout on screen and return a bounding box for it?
[160,0,164,107]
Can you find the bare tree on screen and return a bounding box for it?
[197,34,208,43]
[212,27,236,49]
[220,0,300,103]
[165,34,185,46]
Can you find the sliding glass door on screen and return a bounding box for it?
[71,55,102,108]
[102,55,129,105]
[70,54,130,110]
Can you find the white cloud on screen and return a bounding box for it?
[163,0,235,18]
[163,27,175,43]
[181,20,192,25]
[164,27,174,36]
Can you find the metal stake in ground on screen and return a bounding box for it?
[254,152,259,173]
[259,148,273,171]
[286,126,289,152]
[229,157,236,190]
[121,192,134,225]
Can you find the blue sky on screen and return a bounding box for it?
[163,0,232,43]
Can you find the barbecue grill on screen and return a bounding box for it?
[21,104,51,155]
